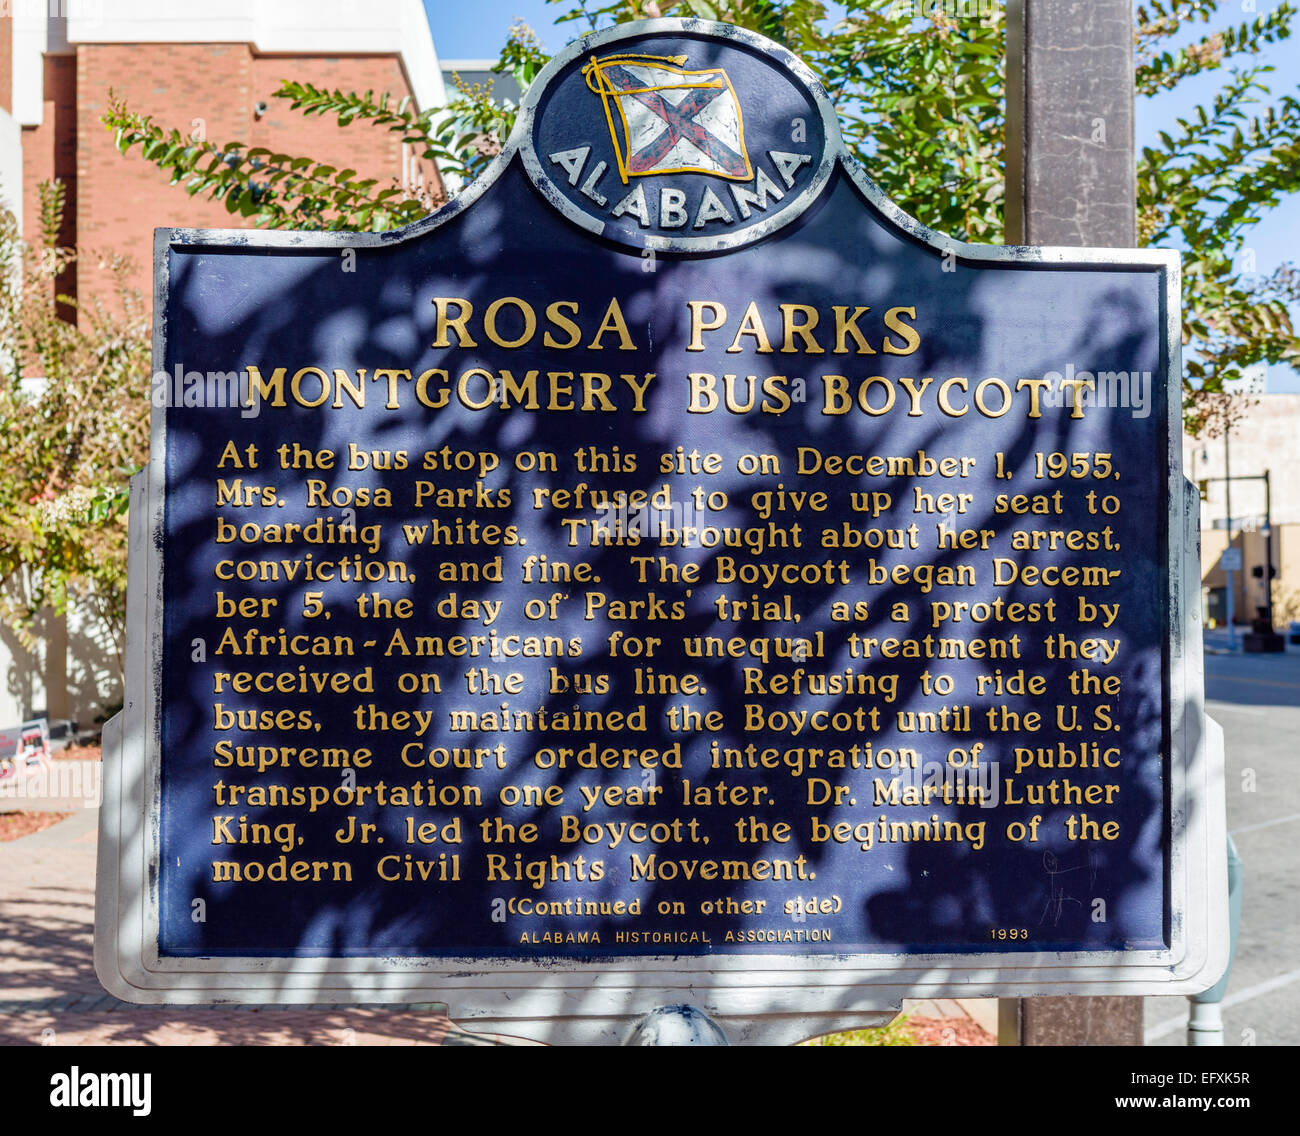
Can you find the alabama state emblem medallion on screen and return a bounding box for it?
[521,21,840,252]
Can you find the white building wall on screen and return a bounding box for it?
[66,0,448,108]
[0,107,23,227]
[0,621,43,728]
[11,3,48,126]
[16,2,448,133]
[1186,394,1300,530]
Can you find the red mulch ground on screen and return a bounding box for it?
[0,810,73,842]
[52,744,101,761]
[907,1016,996,1045]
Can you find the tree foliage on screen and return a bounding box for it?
[0,182,151,673]
[99,0,1300,434]
[1132,2,1300,434]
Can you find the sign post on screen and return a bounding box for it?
[96,19,1227,1045]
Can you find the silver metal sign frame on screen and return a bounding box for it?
[95,19,1228,1042]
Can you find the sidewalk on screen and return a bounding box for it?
[0,781,522,1046]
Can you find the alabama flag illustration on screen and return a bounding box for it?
[583,53,755,184]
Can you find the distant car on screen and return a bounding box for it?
[0,718,51,780]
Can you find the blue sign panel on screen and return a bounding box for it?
[98,22,1224,1010]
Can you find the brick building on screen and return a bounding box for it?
[0,0,449,731]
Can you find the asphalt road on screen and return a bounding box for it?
[1143,632,1300,1047]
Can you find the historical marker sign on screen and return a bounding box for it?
[96,20,1226,1032]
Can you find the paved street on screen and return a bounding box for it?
[1143,632,1300,1046]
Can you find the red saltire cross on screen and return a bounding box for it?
[603,63,749,178]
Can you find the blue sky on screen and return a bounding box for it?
[424,0,565,58]
[424,1,1300,392]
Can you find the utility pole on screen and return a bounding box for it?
[1003,0,1144,1046]
[1265,470,1275,632]
[1225,424,1236,648]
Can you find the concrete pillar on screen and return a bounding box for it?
[1005,0,1137,247]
